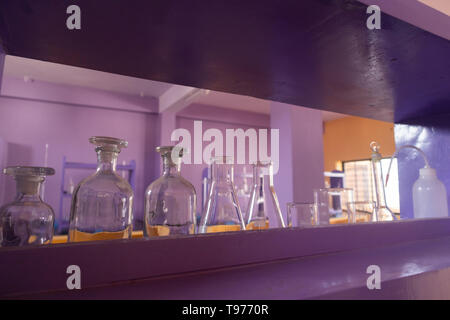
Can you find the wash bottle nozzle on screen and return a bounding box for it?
[385,145,430,187]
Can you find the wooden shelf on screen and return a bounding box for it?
[0,1,448,122]
[2,218,450,298]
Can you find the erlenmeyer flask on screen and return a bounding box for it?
[199,156,245,233]
[68,136,134,242]
[370,142,395,221]
[246,161,285,229]
[144,146,196,237]
[0,166,55,246]
[234,165,252,216]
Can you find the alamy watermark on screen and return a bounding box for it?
[66,264,81,290]
[66,5,81,30]
[366,5,381,30]
[170,121,280,174]
[366,264,381,290]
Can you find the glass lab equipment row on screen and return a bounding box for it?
[0,136,286,247]
[1,138,418,247]
[287,142,400,228]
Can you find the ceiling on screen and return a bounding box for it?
[418,0,450,16]
[3,55,172,98]
[2,55,346,122]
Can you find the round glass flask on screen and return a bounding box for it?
[68,136,134,242]
[199,156,246,233]
[144,146,196,237]
[0,166,55,247]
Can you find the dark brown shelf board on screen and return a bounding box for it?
[1,217,450,298]
[0,1,449,123]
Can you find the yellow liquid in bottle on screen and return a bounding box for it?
[145,224,195,237]
[146,225,171,237]
[206,225,242,233]
[246,220,269,230]
[69,227,131,242]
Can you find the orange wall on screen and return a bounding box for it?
[323,116,395,172]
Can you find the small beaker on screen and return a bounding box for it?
[287,203,316,228]
[347,200,376,223]
[314,188,354,225]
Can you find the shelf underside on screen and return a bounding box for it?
[0,0,449,123]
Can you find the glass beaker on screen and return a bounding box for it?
[0,166,55,247]
[314,188,354,225]
[199,156,245,233]
[287,202,316,228]
[68,136,134,242]
[144,146,196,237]
[347,201,376,223]
[246,161,285,230]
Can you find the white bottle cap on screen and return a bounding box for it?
[420,167,437,177]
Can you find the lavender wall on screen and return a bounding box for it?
[270,102,325,223]
[0,50,4,90]
[0,79,159,225]
[395,115,450,219]
[0,79,286,229]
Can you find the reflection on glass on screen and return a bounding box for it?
[370,142,395,221]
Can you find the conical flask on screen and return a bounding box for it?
[144,146,196,237]
[246,161,286,229]
[370,142,395,221]
[199,156,245,233]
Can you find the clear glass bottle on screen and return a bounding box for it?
[144,146,196,237]
[199,156,246,233]
[246,161,286,230]
[68,136,134,242]
[0,166,55,247]
[370,142,395,221]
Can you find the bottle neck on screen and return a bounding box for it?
[162,154,180,176]
[253,166,265,186]
[15,177,43,201]
[96,150,118,173]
